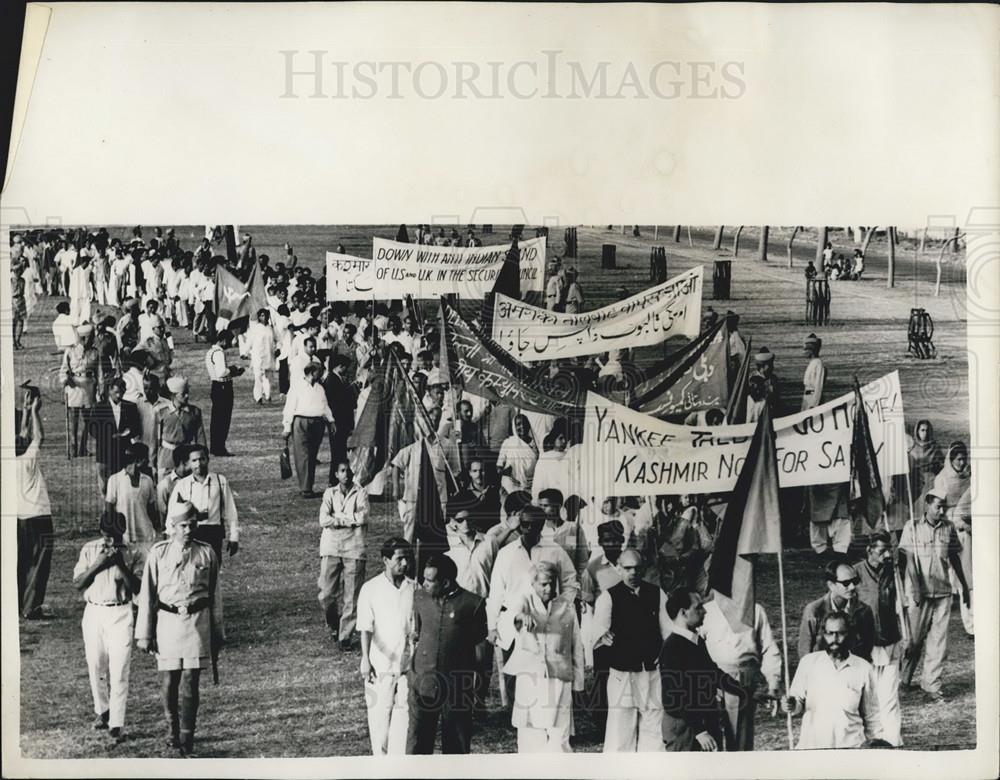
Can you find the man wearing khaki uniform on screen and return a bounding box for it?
[899,488,970,701]
[135,501,223,756]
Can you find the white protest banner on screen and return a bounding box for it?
[325,251,376,301]
[491,266,703,361]
[368,236,546,299]
[578,371,907,497]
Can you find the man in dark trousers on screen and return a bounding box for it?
[89,377,141,493]
[323,353,355,485]
[660,590,746,751]
[798,558,876,663]
[407,554,488,754]
[204,330,241,456]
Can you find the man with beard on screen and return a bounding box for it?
[783,612,886,749]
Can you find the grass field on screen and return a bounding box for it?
[13,225,976,757]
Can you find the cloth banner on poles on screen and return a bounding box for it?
[440,299,580,418]
[490,266,703,361]
[367,236,546,299]
[632,318,730,418]
[578,371,907,497]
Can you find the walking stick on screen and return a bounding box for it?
[64,397,71,459]
[775,544,795,750]
[495,640,508,707]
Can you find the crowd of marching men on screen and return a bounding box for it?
[11,225,973,756]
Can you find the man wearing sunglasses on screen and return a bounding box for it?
[797,558,876,665]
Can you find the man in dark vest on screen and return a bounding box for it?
[591,548,669,752]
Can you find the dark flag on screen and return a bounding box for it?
[708,404,783,632]
[223,225,239,265]
[440,298,581,417]
[630,317,730,418]
[850,378,886,525]
[725,336,753,424]
[480,230,522,335]
[348,351,432,487]
[214,261,267,335]
[413,440,450,581]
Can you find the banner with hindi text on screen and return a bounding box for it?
[491,266,703,361]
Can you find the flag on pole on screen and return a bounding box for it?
[725,336,753,424]
[630,317,730,418]
[214,261,267,333]
[708,404,783,632]
[348,350,436,487]
[850,378,887,524]
[480,229,522,335]
[413,439,450,581]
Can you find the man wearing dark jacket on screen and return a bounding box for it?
[798,558,876,664]
[407,554,487,754]
[323,354,355,485]
[853,531,904,745]
[88,377,141,492]
[660,590,745,751]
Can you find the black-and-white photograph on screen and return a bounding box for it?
[1,3,997,778]
[8,222,978,758]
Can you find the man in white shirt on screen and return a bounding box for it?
[783,611,886,749]
[487,505,579,703]
[357,537,416,756]
[167,444,240,564]
[700,597,782,750]
[592,549,670,753]
[801,334,826,411]
[205,330,241,456]
[52,301,79,352]
[72,511,142,742]
[138,299,165,344]
[16,391,54,619]
[288,335,322,392]
[282,363,335,497]
[244,308,277,404]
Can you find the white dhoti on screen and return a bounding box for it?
[603,668,664,753]
[872,642,903,746]
[513,674,574,753]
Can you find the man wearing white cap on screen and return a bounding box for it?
[135,500,224,756]
[801,334,826,412]
[899,488,970,701]
[155,376,206,478]
[750,347,781,415]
